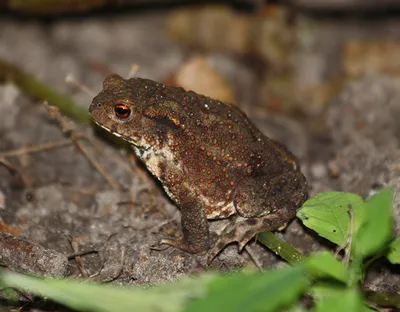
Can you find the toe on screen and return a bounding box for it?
[159,238,202,254]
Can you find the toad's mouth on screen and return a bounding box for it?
[93,120,146,149]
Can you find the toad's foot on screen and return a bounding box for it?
[159,238,206,254]
[206,212,293,265]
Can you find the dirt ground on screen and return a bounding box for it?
[0,2,399,304]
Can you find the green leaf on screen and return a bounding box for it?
[310,282,347,303]
[387,236,400,264]
[297,192,364,246]
[286,304,308,312]
[313,288,372,312]
[1,266,309,312]
[353,187,394,259]
[305,252,347,283]
[0,270,211,312]
[184,265,309,312]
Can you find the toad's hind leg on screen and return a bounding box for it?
[206,206,295,265]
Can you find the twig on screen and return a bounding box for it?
[73,138,122,190]
[44,103,123,191]
[0,158,19,175]
[89,233,125,282]
[0,139,74,158]
[67,250,98,260]
[65,74,96,98]
[244,245,263,270]
[0,158,25,187]
[66,235,88,278]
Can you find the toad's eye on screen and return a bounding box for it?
[114,104,131,119]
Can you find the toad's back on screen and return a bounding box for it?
[91,75,299,218]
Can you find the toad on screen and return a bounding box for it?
[89,74,308,264]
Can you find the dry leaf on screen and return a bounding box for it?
[343,40,400,77]
[166,56,236,104]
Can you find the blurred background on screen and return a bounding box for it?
[2,0,400,169]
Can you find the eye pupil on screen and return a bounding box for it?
[114,104,131,119]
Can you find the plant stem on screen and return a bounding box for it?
[257,232,305,264]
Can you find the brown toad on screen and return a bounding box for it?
[89,74,308,264]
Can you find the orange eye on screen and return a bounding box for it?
[114,104,131,119]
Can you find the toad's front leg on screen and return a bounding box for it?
[160,195,210,254]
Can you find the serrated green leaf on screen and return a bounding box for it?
[387,236,400,264]
[353,187,394,259]
[313,288,371,312]
[297,192,364,246]
[184,265,309,312]
[305,252,347,283]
